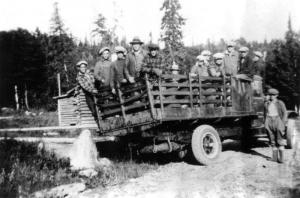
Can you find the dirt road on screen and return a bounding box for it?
[82,139,300,198]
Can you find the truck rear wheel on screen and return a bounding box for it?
[286,119,296,149]
[191,125,222,165]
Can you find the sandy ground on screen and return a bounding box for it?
[80,142,300,198]
[43,121,300,198]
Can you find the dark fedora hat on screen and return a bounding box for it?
[130,36,144,45]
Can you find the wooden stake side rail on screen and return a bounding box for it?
[54,74,256,136]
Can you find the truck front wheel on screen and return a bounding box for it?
[191,125,222,165]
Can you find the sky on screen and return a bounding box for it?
[0,0,300,46]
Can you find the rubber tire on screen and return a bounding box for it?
[286,119,296,149]
[191,125,222,165]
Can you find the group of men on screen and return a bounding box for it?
[190,41,265,80]
[75,37,287,164]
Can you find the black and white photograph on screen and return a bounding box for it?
[0,0,300,197]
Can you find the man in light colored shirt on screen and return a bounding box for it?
[190,55,209,77]
[127,37,146,78]
[224,41,239,76]
[264,88,287,163]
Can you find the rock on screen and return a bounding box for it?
[69,129,112,170]
[33,183,86,198]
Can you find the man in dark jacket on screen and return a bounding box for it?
[252,51,265,78]
[127,37,146,78]
[264,88,288,163]
[109,46,134,94]
[238,46,254,78]
[94,47,111,87]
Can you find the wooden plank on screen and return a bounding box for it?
[158,78,164,117]
[100,91,147,108]
[162,74,187,79]
[145,74,155,119]
[117,88,127,122]
[151,90,223,96]
[198,74,202,107]
[121,85,146,94]
[153,99,223,104]
[151,91,197,96]
[188,74,193,108]
[201,84,231,88]
[223,76,227,108]
[102,102,149,116]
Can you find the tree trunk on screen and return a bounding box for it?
[14,85,19,110]
[24,84,29,110]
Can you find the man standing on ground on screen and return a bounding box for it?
[224,41,239,76]
[127,37,146,78]
[264,88,288,163]
[94,47,111,88]
[76,60,100,129]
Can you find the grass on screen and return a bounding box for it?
[0,139,159,198]
[0,109,58,128]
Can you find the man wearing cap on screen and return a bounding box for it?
[252,51,265,95]
[200,50,212,67]
[141,44,166,78]
[76,60,100,129]
[209,53,225,77]
[264,88,287,163]
[190,55,209,77]
[127,37,146,78]
[94,47,111,87]
[109,46,134,94]
[224,41,239,76]
[252,51,265,78]
[238,46,254,77]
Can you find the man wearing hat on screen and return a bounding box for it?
[109,46,134,94]
[190,55,209,77]
[127,37,146,78]
[252,51,265,78]
[76,60,100,129]
[200,50,212,67]
[94,47,112,87]
[224,41,239,76]
[141,44,166,78]
[264,88,287,163]
[238,46,254,77]
[209,53,225,77]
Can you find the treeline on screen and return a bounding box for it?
[0,26,300,110]
[0,1,299,111]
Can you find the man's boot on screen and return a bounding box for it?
[278,147,284,163]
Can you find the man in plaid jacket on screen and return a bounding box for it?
[141,44,166,78]
[76,60,100,129]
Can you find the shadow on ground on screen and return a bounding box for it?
[96,138,271,165]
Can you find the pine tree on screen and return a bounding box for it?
[265,16,300,109]
[50,2,66,35]
[160,0,186,70]
[92,14,115,47]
